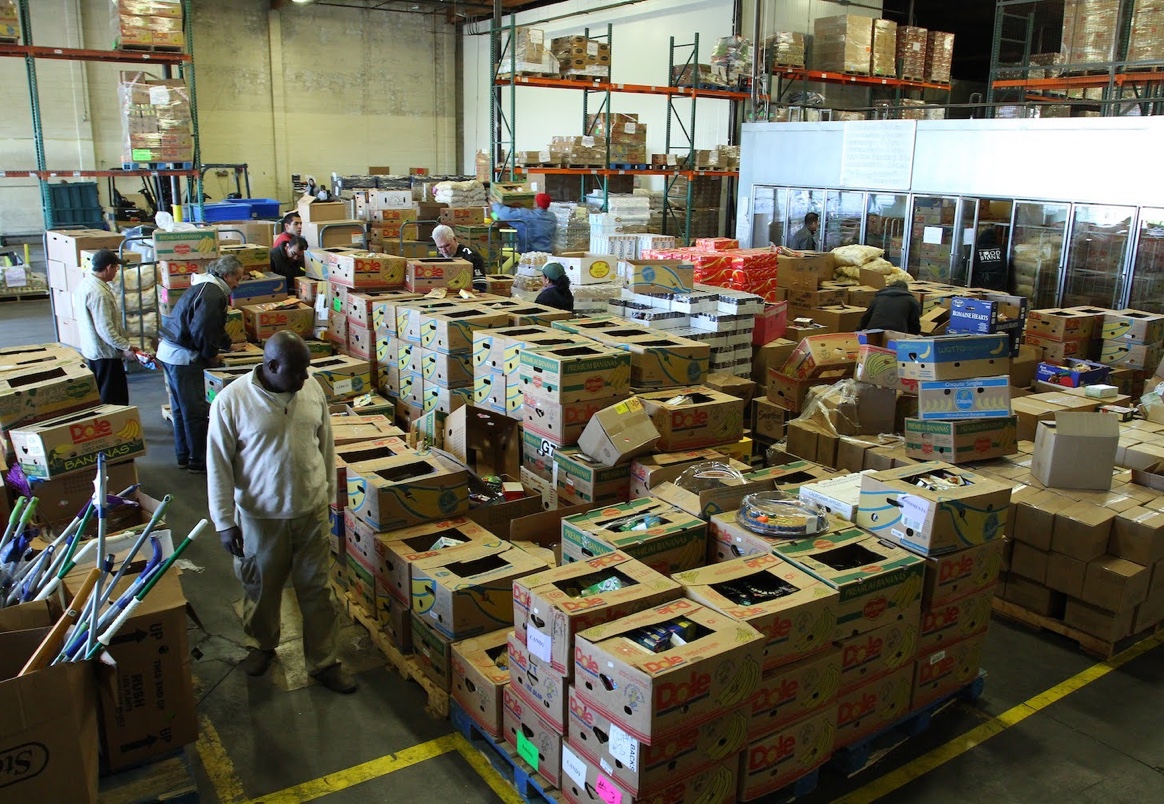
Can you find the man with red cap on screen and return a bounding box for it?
[491,192,557,254]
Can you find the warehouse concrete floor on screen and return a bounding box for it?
[4,297,1164,804]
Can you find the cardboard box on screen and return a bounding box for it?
[572,598,764,744]
[371,515,501,604]
[0,360,100,438]
[298,197,348,223]
[1009,489,1065,549]
[895,334,1010,381]
[636,386,746,451]
[766,369,843,414]
[559,743,738,804]
[501,685,563,787]
[1031,412,1119,490]
[1035,360,1111,389]
[855,343,919,395]
[904,417,1018,464]
[576,396,659,467]
[416,308,510,354]
[837,613,920,693]
[558,253,618,285]
[345,452,470,531]
[618,259,694,293]
[1101,309,1164,344]
[45,227,124,265]
[327,251,406,289]
[917,583,993,656]
[553,447,631,505]
[1101,339,1163,370]
[11,404,145,479]
[561,498,706,576]
[508,629,568,731]
[1002,575,1062,617]
[310,354,373,400]
[410,613,453,691]
[444,405,521,478]
[911,633,985,710]
[752,397,787,441]
[674,553,838,670]
[514,552,681,674]
[916,377,1012,421]
[798,472,865,521]
[1051,502,1116,562]
[1063,598,1134,642]
[781,333,861,380]
[450,629,510,739]
[1027,308,1097,341]
[922,540,1004,606]
[1012,397,1068,442]
[738,705,836,801]
[776,253,836,290]
[1111,507,1164,566]
[405,257,475,292]
[775,528,924,639]
[518,344,631,404]
[240,301,315,341]
[855,462,1011,555]
[833,665,913,749]
[629,448,747,500]
[744,648,841,741]
[1082,555,1150,612]
[1046,551,1087,597]
[523,394,615,447]
[152,228,218,260]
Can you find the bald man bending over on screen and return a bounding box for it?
[206,331,356,693]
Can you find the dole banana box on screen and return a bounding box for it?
[152,228,218,260]
[500,330,586,379]
[412,543,549,640]
[472,325,553,373]
[508,629,569,731]
[674,554,839,671]
[502,685,563,787]
[473,371,506,415]
[345,452,470,531]
[330,414,404,446]
[371,516,501,604]
[916,377,1012,421]
[478,299,573,328]
[327,251,406,289]
[518,344,631,404]
[451,628,512,740]
[398,300,467,343]
[310,354,372,401]
[904,417,1018,464]
[405,257,474,292]
[553,447,633,506]
[630,449,749,499]
[833,664,913,749]
[625,332,710,389]
[0,343,77,371]
[369,291,425,335]
[521,427,556,483]
[224,307,245,343]
[559,744,739,804]
[618,258,695,294]
[911,632,986,710]
[566,684,748,797]
[775,528,924,640]
[0,360,99,438]
[917,585,994,656]
[522,394,616,447]
[241,301,315,341]
[512,552,681,675]
[561,498,707,576]
[1101,309,1164,344]
[895,333,1010,381]
[922,539,1005,607]
[1026,308,1097,341]
[745,649,841,740]
[422,383,472,414]
[780,333,861,380]
[411,612,454,691]
[836,613,920,694]
[738,705,837,802]
[855,461,1012,555]
[420,347,474,389]
[572,599,764,744]
[420,308,510,354]
[335,437,409,508]
[397,341,418,375]
[12,404,145,479]
[1100,339,1163,370]
[637,386,746,451]
[218,243,267,269]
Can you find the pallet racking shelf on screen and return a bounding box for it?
[752,65,954,122]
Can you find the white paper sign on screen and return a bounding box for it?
[582,136,596,148]
[332,378,355,397]
[922,226,944,245]
[562,745,587,787]
[624,123,637,134]
[899,494,931,532]
[608,723,639,771]
[527,627,553,663]
[4,267,27,288]
[351,233,363,245]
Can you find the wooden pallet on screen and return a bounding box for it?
[991,597,1162,660]
[98,751,198,804]
[348,596,449,719]
[829,671,986,777]
[120,43,185,54]
[0,289,49,302]
[450,700,561,804]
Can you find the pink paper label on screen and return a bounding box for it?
[595,775,622,804]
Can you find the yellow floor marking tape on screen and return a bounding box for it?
[195,714,247,803]
[453,733,527,804]
[245,734,458,804]
[833,631,1164,804]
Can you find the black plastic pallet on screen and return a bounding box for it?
[742,768,820,803]
[450,700,560,804]
[121,161,195,171]
[829,671,986,776]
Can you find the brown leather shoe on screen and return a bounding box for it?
[240,648,276,677]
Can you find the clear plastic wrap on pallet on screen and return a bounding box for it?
[813,15,873,75]
[764,32,805,69]
[573,282,622,313]
[0,0,21,42]
[924,31,955,84]
[433,180,486,206]
[870,19,898,78]
[1061,0,1120,65]
[1129,0,1164,64]
[709,35,753,86]
[895,25,928,81]
[549,202,590,252]
[118,70,193,164]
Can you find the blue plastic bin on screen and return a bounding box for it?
[224,197,282,218]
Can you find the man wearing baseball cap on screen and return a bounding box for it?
[491,192,557,254]
[76,248,141,404]
[535,262,573,312]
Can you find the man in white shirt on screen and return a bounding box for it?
[206,331,356,693]
[76,249,141,404]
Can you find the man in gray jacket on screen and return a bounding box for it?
[76,249,141,404]
[206,331,356,693]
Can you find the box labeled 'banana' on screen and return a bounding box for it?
[327,251,406,289]
[855,461,1011,555]
[674,553,838,671]
[522,394,614,447]
[310,354,372,401]
[0,360,100,437]
[916,376,1012,421]
[637,386,746,450]
[1101,309,1164,344]
[573,598,764,744]
[404,257,474,292]
[917,585,993,656]
[371,516,502,604]
[745,649,841,741]
[518,344,631,404]
[618,259,694,293]
[833,664,913,749]
[345,452,470,531]
[566,684,747,798]
[502,684,563,787]
[561,498,707,576]
[420,308,510,354]
[904,417,1018,464]
[552,447,632,506]
[369,291,426,335]
[12,404,145,479]
[895,334,1010,381]
[776,528,924,640]
[451,628,511,740]
[152,228,218,260]
[738,705,837,802]
[911,632,985,710]
[837,613,920,693]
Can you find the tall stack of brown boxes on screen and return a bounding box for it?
[896,25,928,81]
[870,19,898,78]
[586,112,647,166]
[1101,309,1164,395]
[924,31,955,84]
[45,229,126,348]
[813,15,873,75]
[550,35,611,79]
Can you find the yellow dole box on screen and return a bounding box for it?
[12,404,145,480]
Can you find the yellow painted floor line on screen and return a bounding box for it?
[195,714,247,804]
[245,734,459,804]
[834,631,1164,804]
[453,734,527,804]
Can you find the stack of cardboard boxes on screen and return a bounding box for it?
[45,229,127,349]
[550,34,611,79]
[813,15,874,75]
[111,0,185,51]
[117,71,192,165]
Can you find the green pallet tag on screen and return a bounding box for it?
[516,731,538,770]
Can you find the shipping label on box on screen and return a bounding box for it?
[508,629,568,731]
[12,404,145,479]
[346,452,470,531]
[310,354,372,400]
[911,633,985,710]
[895,334,1010,381]
[559,742,737,804]
[917,376,1012,421]
[518,344,631,403]
[856,461,1011,555]
[775,528,924,639]
[904,417,1018,464]
[562,498,706,576]
[573,599,764,744]
[674,553,838,671]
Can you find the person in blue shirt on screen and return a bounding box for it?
[491,192,557,254]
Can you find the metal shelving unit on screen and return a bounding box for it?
[1,0,202,230]
[752,65,954,122]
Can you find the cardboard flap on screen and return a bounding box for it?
[1053,411,1120,438]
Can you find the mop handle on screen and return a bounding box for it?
[18,567,101,676]
[97,495,171,609]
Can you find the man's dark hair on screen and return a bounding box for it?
[281,212,301,229]
[804,212,819,226]
[284,236,309,251]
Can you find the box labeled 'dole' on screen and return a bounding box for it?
[561,498,706,576]
[637,385,746,450]
[450,628,511,739]
[12,404,145,479]
[346,453,470,531]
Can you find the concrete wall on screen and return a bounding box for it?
[0,0,457,236]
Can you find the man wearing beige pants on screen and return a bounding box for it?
[207,331,356,693]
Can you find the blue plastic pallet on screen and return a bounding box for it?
[743,768,820,803]
[829,671,986,776]
[450,700,560,804]
[608,163,651,170]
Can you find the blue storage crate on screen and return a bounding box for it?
[48,182,104,227]
[192,203,242,223]
[223,197,282,219]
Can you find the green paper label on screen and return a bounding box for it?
[333,298,342,312]
[131,149,152,162]
[516,731,538,770]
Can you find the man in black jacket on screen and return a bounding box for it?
[157,255,245,472]
[858,279,921,335]
[270,235,307,291]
